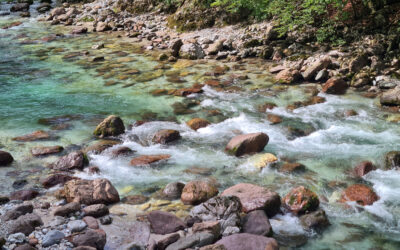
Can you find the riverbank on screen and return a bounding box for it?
[0,0,400,249]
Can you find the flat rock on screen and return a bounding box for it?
[225,133,269,157]
[147,211,185,234]
[215,233,278,250]
[31,146,63,156]
[12,130,51,142]
[130,154,171,166]
[242,210,272,237]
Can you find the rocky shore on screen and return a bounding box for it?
[1,0,400,249]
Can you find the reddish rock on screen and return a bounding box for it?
[303,56,331,81]
[353,161,376,177]
[152,129,181,144]
[41,174,75,188]
[12,130,51,142]
[322,78,348,95]
[147,211,186,234]
[10,190,39,201]
[31,146,63,157]
[267,114,282,124]
[130,154,171,166]
[63,178,120,205]
[280,163,306,173]
[344,110,358,117]
[282,186,319,215]
[174,88,203,96]
[187,118,211,131]
[221,183,281,216]
[50,151,86,171]
[225,133,269,157]
[216,233,278,250]
[275,68,302,84]
[111,146,134,157]
[83,216,99,229]
[181,180,219,205]
[340,184,378,206]
[0,150,14,166]
[193,221,221,236]
[72,229,106,249]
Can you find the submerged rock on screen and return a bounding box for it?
[152,129,181,144]
[384,151,400,169]
[187,118,211,131]
[340,184,378,206]
[216,233,278,250]
[0,150,13,166]
[130,154,171,166]
[181,180,219,205]
[31,145,63,157]
[12,130,51,142]
[147,210,186,234]
[282,186,319,215]
[225,133,269,157]
[63,178,120,205]
[93,115,125,138]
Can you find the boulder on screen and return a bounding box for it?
[162,182,185,200]
[302,56,331,81]
[147,211,185,234]
[93,115,125,138]
[31,146,63,156]
[7,213,43,235]
[41,174,75,189]
[340,184,378,206]
[42,230,65,247]
[353,161,376,177]
[12,130,51,142]
[169,39,183,57]
[187,118,211,131]
[130,154,171,166]
[215,233,278,250]
[50,151,86,171]
[189,196,241,236]
[129,221,151,248]
[3,203,33,221]
[152,129,181,144]
[0,150,13,166]
[321,78,348,95]
[181,180,219,205]
[242,210,272,237]
[299,210,329,232]
[151,233,180,250]
[54,202,81,217]
[385,151,400,169]
[380,87,400,106]
[275,68,302,84]
[72,229,106,250]
[180,43,205,60]
[10,3,29,12]
[10,190,39,201]
[225,133,269,157]
[82,204,109,218]
[221,183,281,216]
[282,186,319,214]
[83,216,99,229]
[63,178,120,205]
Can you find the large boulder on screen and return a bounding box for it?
[215,233,278,250]
[225,133,269,157]
[72,229,106,249]
[385,151,400,169]
[187,118,211,131]
[321,78,348,95]
[180,43,206,60]
[340,184,378,206]
[221,183,281,216]
[50,151,86,171]
[380,87,400,106]
[242,210,272,237]
[181,180,219,205]
[302,56,331,81]
[63,178,120,205]
[282,186,319,215]
[152,129,181,144]
[147,211,186,234]
[189,196,242,236]
[0,150,13,166]
[93,115,125,138]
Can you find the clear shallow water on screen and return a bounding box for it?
[1,9,400,249]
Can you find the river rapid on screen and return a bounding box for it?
[1,5,400,249]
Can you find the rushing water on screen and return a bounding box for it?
[1,6,400,249]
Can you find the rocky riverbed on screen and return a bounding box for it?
[1,0,400,249]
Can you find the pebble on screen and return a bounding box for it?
[67,220,87,233]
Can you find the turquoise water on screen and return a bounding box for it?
[1,9,400,249]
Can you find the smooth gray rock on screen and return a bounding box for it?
[67,220,87,233]
[42,230,65,247]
